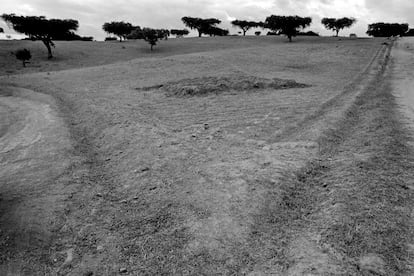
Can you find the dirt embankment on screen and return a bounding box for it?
[0,87,85,275]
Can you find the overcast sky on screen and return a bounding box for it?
[1,0,414,40]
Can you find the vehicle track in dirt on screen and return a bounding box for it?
[390,37,414,275]
[0,37,398,275]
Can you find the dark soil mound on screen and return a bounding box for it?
[137,75,309,97]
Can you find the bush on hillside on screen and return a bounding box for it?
[15,48,31,67]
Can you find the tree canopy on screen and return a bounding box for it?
[265,15,312,42]
[231,20,260,36]
[1,13,79,58]
[102,21,135,41]
[170,29,189,38]
[366,22,409,37]
[142,28,165,51]
[127,26,143,39]
[405,29,414,37]
[204,26,229,36]
[157,29,170,40]
[321,17,356,36]
[181,17,221,37]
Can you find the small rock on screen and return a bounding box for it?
[97,245,104,251]
[140,167,150,172]
[263,145,271,151]
[83,272,93,276]
[133,196,139,200]
[120,199,128,204]
[62,248,74,267]
[204,123,209,130]
[191,133,197,138]
[359,254,386,275]
[119,267,127,273]
[105,158,111,161]
[149,186,157,191]
[96,193,103,198]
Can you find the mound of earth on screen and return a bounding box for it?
[138,75,309,97]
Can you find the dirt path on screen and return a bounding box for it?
[0,86,83,275]
[390,37,414,275]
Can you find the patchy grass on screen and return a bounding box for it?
[257,42,414,275]
[0,36,281,76]
[0,36,395,275]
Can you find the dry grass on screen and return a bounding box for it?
[2,36,408,275]
[0,36,280,76]
[137,75,309,97]
[257,41,414,275]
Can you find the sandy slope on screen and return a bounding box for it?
[2,36,410,275]
[0,87,84,274]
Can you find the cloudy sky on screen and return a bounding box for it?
[1,0,414,40]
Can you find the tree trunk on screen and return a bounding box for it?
[198,29,202,37]
[336,30,339,37]
[243,30,246,36]
[288,35,292,42]
[150,44,153,51]
[42,40,53,59]
[22,61,26,67]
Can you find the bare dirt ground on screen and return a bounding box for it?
[0,36,413,275]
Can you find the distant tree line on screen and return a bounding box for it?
[2,11,414,61]
[170,29,189,38]
[366,22,409,37]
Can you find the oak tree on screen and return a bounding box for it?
[231,20,260,36]
[102,21,135,41]
[265,15,312,42]
[204,26,229,36]
[142,28,164,51]
[367,22,409,37]
[181,17,221,37]
[1,13,79,58]
[321,17,356,37]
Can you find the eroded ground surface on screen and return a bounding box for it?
[1,36,413,275]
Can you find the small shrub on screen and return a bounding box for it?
[105,36,118,41]
[15,48,31,67]
[255,31,261,36]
